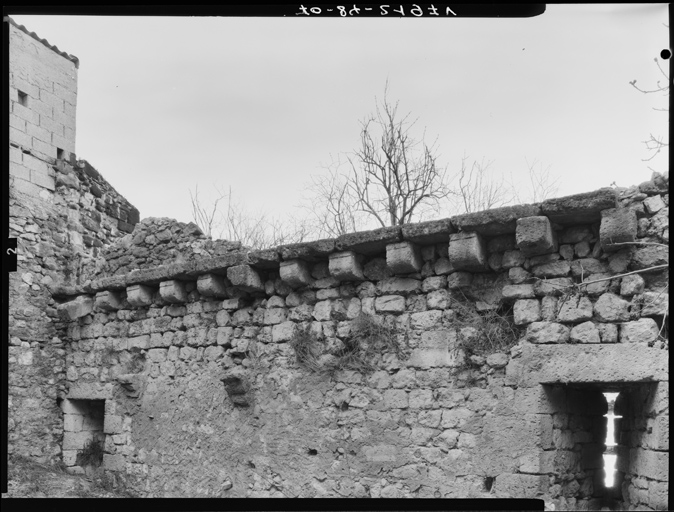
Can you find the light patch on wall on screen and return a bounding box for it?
[603,391,621,487]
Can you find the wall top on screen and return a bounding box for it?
[7,16,80,68]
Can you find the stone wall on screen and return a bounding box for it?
[8,18,140,463]
[53,175,669,508]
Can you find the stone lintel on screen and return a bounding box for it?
[336,226,402,255]
[328,251,364,281]
[401,218,454,245]
[279,259,313,288]
[541,188,617,225]
[386,241,422,274]
[452,204,542,236]
[279,239,336,262]
[245,248,281,269]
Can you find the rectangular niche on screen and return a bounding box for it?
[61,398,106,475]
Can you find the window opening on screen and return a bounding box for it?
[17,90,28,106]
[602,392,621,487]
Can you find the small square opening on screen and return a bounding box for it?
[57,148,64,160]
[17,90,28,106]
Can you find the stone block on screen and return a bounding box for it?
[227,265,264,292]
[410,310,443,330]
[619,318,659,344]
[599,208,637,252]
[570,321,600,344]
[197,273,229,298]
[433,258,455,275]
[448,232,489,272]
[386,241,422,274]
[63,431,90,450]
[502,284,535,301]
[516,216,557,257]
[593,293,630,322]
[328,251,364,281]
[104,415,123,434]
[279,259,313,288]
[531,261,571,278]
[570,258,609,277]
[446,272,473,290]
[596,323,618,343]
[126,284,155,307]
[159,280,188,303]
[374,295,406,313]
[58,295,94,320]
[557,296,593,323]
[502,249,526,269]
[641,290,668,317]
[631,245,668,270]
[533,277,574,297]
[63,414,83,432]
[377,277,421,295]
[514,299,541,325]
[103,454,126,472]
[94,290,123,312]
[272,321,297,342]
[486,353,509,368]
[620,274,645,296]
[279,238,335,262]
[526,322,570,344]
[408,348,462,368]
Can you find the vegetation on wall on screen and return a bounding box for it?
[290,313,407,375]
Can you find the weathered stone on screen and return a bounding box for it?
[580,273,611,296]
[594,293,631,322]
[533,278,573,297]
[94,290,123,312]
[631,245,668,270]
[374,295,406,313]
[541,188,617,225]
[452,204,541,236]
[279,259,312,288]
[531,261,570,278]
[336,226,402,255]
[502,284,535,301]
[363,258,392,280]
[620,274,645,296]
[58,295,94,320]
[486,353,509,368]
[514,299,541,325]
[377,277,421,295]
[126,284,155,307]
[279,238,335,262]
[448,232,489,272]
[159,280,188,303]
[570,321,600,344]
[619,318,659,344]
[433,258,455,276]
[508,267,531,284]
[401,218,454,244]
[570,258,609,278]
[427,289,450,310]
[557,296,593,323]
[197,273,229,298]
[643,195,665,214]
[227,265,264,292]
[446,272,473,290]
[410,310,443,330]
[596,323,618,343]
[600,208,638,252]
[328,251,364,281]
[525,322,570,344]
[558,244,574,261]
[516,216,557,257]
[245,248,280,268]
[386,241,422,274]
[641,290,668,317]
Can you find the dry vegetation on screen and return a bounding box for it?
[3,454,137,498]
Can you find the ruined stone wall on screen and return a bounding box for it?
[53,176,668,509]
[8,18,140,463]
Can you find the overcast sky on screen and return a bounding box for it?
[9,5,670,234]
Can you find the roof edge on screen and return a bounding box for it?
[7,16,80,69]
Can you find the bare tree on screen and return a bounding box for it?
[454,156,513,213]
[190,185,311,249]
[630,56,669,164]
[310,86,452,231]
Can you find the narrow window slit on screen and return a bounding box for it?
[602,391,621,487]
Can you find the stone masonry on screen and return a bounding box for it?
[7,17,669,510]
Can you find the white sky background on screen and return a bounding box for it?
[10,5,670,236]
